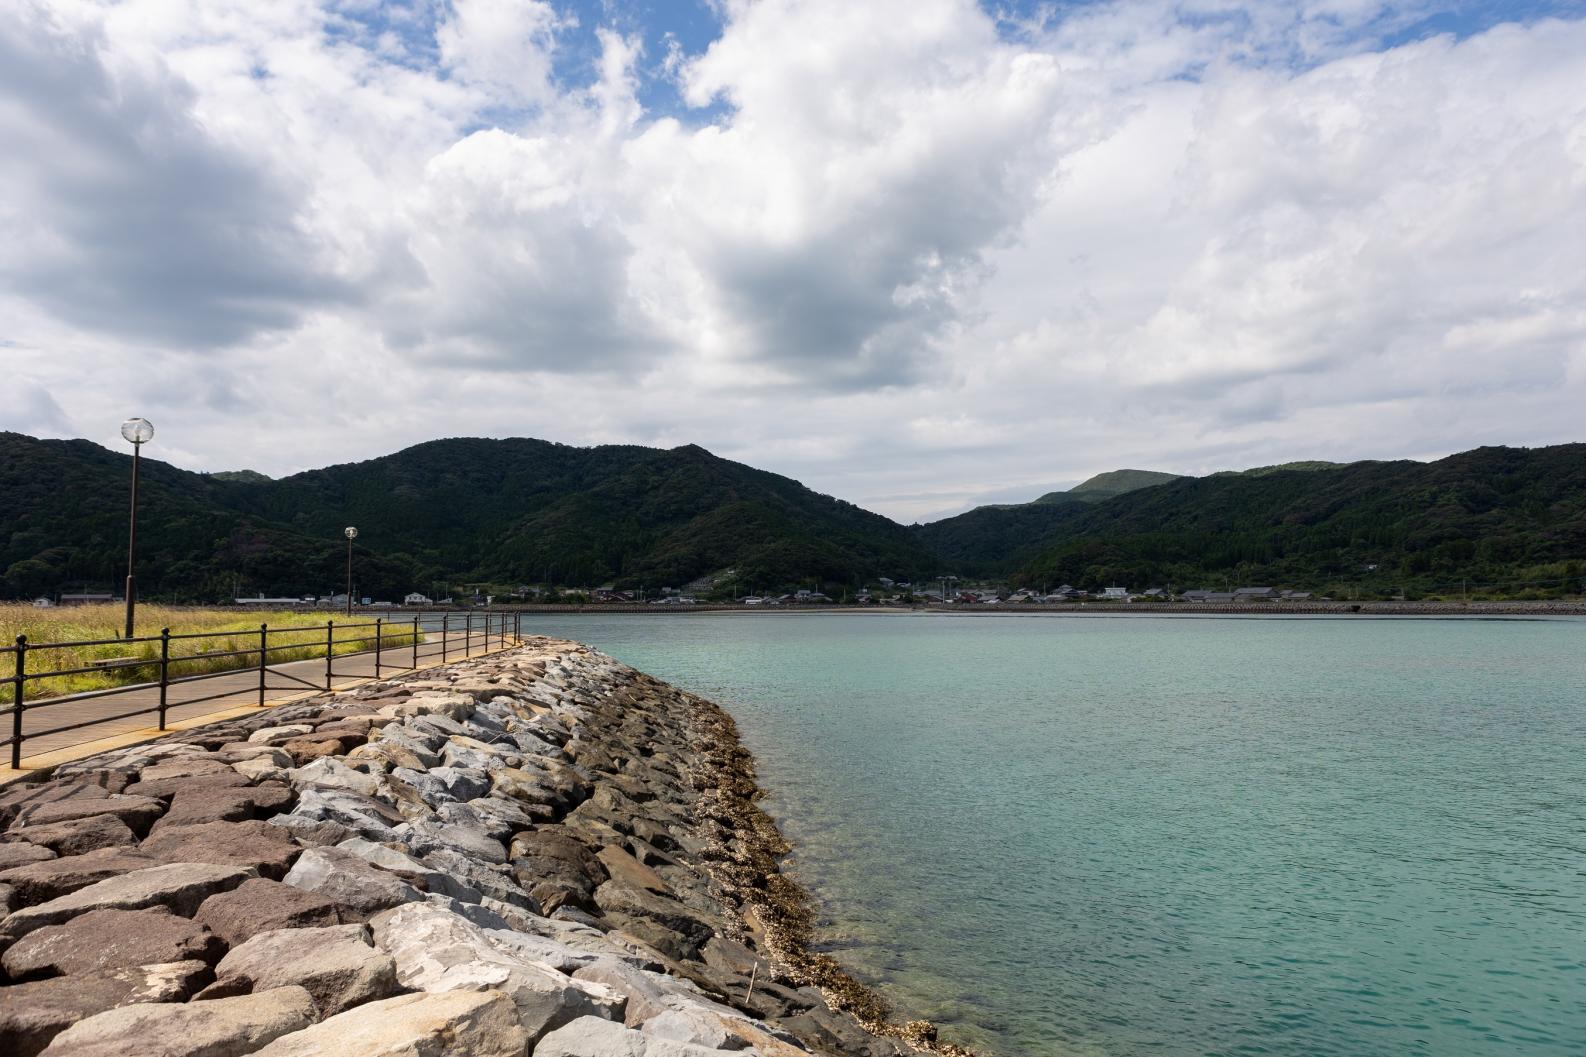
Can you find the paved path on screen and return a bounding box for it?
[3,626,516,774]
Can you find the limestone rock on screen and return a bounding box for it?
[0,960,208,1057]
[139,820,301,880]
[37,983,316,1057]
[3,863,253,940]
[535,1015,736,1057]
[251,990,525,1057]
[371,902,625,1043]
[194,877,344,947]
[2,907,223,979]
[248,725,314,745]
[283,847,423,916]
[231,758,289,784]
[333,838,481,903]
[200,923,397,1016]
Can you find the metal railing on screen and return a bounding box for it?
[2,611,524,768]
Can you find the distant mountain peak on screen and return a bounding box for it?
[1068,469,1184,495]
[207,469,273,484]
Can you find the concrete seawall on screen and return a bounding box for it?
[0,638,963,1057]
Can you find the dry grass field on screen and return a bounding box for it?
[0,604,422,699]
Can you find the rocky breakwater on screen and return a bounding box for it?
[0,637,964,1057]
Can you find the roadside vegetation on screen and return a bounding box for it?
[0,604,422,700]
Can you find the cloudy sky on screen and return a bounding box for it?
[2,0,1584,521]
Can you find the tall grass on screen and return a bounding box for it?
[0,604,423,700]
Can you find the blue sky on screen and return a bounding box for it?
[331,0,1586,118]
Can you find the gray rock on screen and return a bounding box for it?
[535,1015,737,1057]
[386,768,459,807]
[283,847,423,916]
[642,1008,750,1050]
[199,923,397,1016]
[371,902,625,1043]
[334,838,482,903]
[424,766,492,802]
[287,758,379,798]
[3,863,254,940]
[392,816,506,865]
[2,907,222,979]
[37,984,316,1057]
[250,990,526,1057]
[416,847,536,910]
[247,725,315,744]
[0,960,208,1057]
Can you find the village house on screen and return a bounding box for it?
[403,592,432,605]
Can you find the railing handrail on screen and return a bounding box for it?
[0,612,513,770]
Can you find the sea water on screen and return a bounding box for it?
[508,611,1586,1057]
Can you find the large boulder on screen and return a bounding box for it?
[3,814,136,856]
[199,924,397,1016]
[2,907,223,979]
[282,847,423,917]
[194,878,344,947]
[123,770,252,801]
[371,902,624,1043]
[3,863,254,939]
[0,960,208,1057]
[0,843,56,871]
[0,848,157,906]
[150,784,292,832]
[5,796,165,839]
[508,830,608,913]
[138,821,301,880]
[250,990,525,1057]
[534,1015,736,1057]
[332,839,481,903]
[36,984,316,1057]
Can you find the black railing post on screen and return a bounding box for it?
[325,620,335,690]
[158,628,170,730]
[374,618,383,678]
[411,616,419,670]
[257,624,267,706]
[11,635,25,770]
[466,612,473,658]
[441,614,449,664]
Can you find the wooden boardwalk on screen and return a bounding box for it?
[3,627,516,778]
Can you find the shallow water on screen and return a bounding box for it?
[510,611,1586,1057]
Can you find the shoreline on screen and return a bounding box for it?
[419,601,1586,618]
[0,638,973,1057]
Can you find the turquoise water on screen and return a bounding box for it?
[512,612,1586,1057]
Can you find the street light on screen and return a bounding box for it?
[120,418,154,639]
[343,527,358,616]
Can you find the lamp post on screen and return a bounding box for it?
[343,527,358,616]
[120,418,154,639]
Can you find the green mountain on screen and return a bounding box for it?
[917,467,1183,572]
[0,433,934,601]
[4,433,1583,603]
[1011,446,1586,597]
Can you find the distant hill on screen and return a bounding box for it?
[207,469,273,484]
[1211,461,1342,478]
[4,433,1582,602]
[1012,447,1586,596]
[918,467,1183,571]
[0,433,934,601]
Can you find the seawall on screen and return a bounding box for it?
[0,638,966,1057]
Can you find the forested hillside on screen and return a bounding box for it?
[1011,446,1586,596]
[0,433,934,601]
[3,433,1583,602]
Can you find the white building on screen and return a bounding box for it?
[403,593,432,605]
[1101,586,1130,600]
